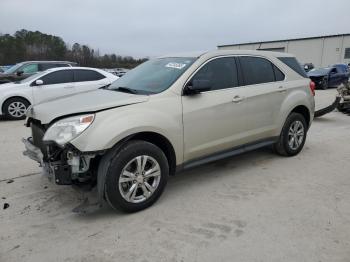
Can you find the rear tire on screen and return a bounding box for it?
[3,97,30,120]
[104,140,169,213]
[274,113,307,156]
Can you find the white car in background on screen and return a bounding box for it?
[0,67,118,119]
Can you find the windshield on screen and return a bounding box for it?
[108,57,196,94]
[4,63,24,74]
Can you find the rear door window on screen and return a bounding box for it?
[191,57,239,91]
[39,70,74,85]
[74,69,106,82]
[336,65,347,73]
[239,56,276,85]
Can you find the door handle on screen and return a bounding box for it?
[278,86,286,93]
[232,95,244,103]
[64,85,74,89]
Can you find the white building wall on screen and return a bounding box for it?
[341,35,350,65]
[287,39,324,66]
[322,36,343,66]
[218,35,350,68]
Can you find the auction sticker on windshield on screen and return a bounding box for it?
[165,62,187,69]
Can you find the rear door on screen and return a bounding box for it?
[237,56,287,141]
[32,70,75,104]
[73,69,109,93]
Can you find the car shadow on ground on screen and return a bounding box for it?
[74,146,277,219]
[0,115,20,122]
[313,115,339,123]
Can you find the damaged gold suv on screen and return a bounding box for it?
[23,50,315,212]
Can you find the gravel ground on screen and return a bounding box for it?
[0,89,349,262]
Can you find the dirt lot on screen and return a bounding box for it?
[0,89,349,262]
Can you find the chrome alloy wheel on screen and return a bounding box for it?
[288,120,305,150]
[118,155,161,203]
[8,101,27,118]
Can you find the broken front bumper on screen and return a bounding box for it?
[22,137,72,185]
[22,137,44,165]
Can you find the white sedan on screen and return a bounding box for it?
[0,67,118,119]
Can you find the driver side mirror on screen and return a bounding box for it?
[35,79,44,86]
[16,70,24,76]
[184,79,211,95]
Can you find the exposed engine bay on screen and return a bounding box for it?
[23,120,101,186]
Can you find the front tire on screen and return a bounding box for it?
[321,78,328,90]
[3,97,30,120]
[104,140,169,212]
[274,113,307,156]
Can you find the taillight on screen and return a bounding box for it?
[309,81,315,96]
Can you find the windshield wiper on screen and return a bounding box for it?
[113,86,138,94]
[99,84,111,89]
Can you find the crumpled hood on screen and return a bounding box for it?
[307,69,330,77]
[28,89,149,124]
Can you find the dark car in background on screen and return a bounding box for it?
[303,63,314,72]
[0,61,77,84]
[308,64,349,90]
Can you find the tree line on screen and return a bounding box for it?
[0,29,148,68]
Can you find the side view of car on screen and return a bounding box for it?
[0,67,118,119]
[0,61,77,84]
[308,64,349,90]
[23,50,315,212]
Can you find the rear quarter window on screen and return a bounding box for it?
[273,65,285,81]
[278,57,308,78]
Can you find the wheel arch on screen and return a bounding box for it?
[114,131,177,176]
[289,105,311,129]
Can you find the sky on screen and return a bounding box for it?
[0,0,349,58]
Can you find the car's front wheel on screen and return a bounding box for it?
[321,78,328,90]
[3,97,30,120]
[104,140,169,212]
[274,112,307,156]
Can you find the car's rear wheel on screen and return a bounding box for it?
[104,140,169,212]
[3,97,30,120]
[274,112,307,156]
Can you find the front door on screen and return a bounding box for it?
[182,56,248,162]
[32,70,75,104]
